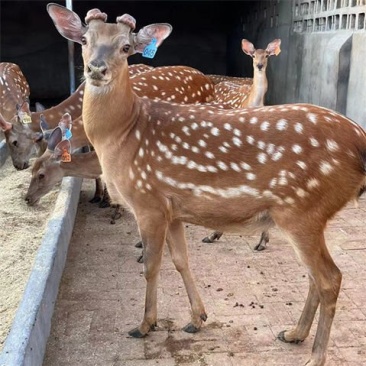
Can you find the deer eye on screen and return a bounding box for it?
[38,173,45,180]
[122,44,131,53]
[12,140,18,147]
[81,36,87,45]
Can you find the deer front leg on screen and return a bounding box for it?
[128,212,167,338]
[166,220,207,333]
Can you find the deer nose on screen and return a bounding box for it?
[257,64,264,71]
[87,61,107,79]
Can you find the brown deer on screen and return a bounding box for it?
[213,39,281,108]
[48,4,366,365]
[203,39,281,249]
[1,64,154,171]
[207,74,252,86]
[25,125,101,206]
[0,62,30,121]
[27,65,215,203]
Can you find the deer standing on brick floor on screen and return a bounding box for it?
[203,38,281,250]
[48,4,366,365]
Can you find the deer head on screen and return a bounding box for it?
[0,103,43,170]
[242,38,281,73]
[47,3,172,88]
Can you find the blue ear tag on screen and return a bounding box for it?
[142,38,158,59]
[64,128,72,140]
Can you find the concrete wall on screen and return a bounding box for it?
[234,0,366,128]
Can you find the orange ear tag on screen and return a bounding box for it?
[61,149,71,162]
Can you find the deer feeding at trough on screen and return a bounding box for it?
[48,4,366,366]
[27,66,216,205]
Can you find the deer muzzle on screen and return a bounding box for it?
[87,61,107,80]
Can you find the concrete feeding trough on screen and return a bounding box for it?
[0,139,82,366]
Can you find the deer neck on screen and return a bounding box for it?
[60,151,101,178]
[82,63,139,145]
[244,68,268,108]
[30,82,85,131]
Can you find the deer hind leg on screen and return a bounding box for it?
[166,220,207,333]
[202,230,223,243]
[89,177,104,203]
[278,226,342,366]
[128,212,168,338]
[253,230,270,251]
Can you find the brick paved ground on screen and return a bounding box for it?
[43,180,366,366]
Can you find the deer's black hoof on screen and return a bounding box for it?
[135,241,143,248]
[182,323,200,333]
[277,330,304,344]
[128,328,146,338]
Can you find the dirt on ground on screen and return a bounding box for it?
[0,157,59,351]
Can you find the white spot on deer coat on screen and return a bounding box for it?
[307,113,317,124]
[292,144,302,154]
[276,119,288,131]
[320,161,333,175]
[257,153,267,164]
[309,137,320,147]
[326,139,339,152]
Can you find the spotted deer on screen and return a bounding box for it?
[27,65,215,204]
[213,39,281,108]
[25,124,101,206]
[0,62,30,121]
[48,4,366,366]
[1,64,155,171]
[207,74,252,86]
[204,39,281,249]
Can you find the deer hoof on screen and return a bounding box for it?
[89,196,102,204]
[200,313,208,322]
[128,327,147,338]
[135,241,143,248]
[277,330,304,344]
[254,243,266,251]
[182,323,200,333]
[202,237,214,243]
[137,254,144,263]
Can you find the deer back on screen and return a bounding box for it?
[0,63,30,121]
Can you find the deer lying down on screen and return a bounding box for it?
[48,4,366,365]
[203,38,282,250]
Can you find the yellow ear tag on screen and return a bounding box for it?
[21,114,32,124]
[61,149,71,163]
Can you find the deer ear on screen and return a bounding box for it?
[59,112,72,131]
[266,39,281,56]
[47,3,86,44]
[0,113,12,132]
[241,39,255,56]
[47,126,63,151]
[35,102,46,112]
[133,23,172,53]
[54,139,71,161]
